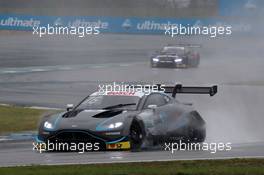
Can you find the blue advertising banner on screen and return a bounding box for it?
[0,14,209,33]
[219,0,264,16]
[0,13,258,35]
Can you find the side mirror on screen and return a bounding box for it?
[66,104,74,111]
[147,104,157,110]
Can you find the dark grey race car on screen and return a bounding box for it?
[151,44,201,68]
[35,84,217,151]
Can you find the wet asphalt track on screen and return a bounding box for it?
[0,140,264,167]
[0,34,264,166]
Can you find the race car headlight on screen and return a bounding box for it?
[174,58,182,63]
[152,58,159,62]
[44,121,53,129]
[108,122,123,129]
[96,121,124,131]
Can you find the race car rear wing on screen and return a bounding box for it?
[125,84,217,98]
[158,84,217,98]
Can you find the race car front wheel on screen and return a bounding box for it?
[129,120,145,151]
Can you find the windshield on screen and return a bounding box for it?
[162,47,186,55]
[76,95,140,110]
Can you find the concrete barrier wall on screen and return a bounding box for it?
[0,0,218,17]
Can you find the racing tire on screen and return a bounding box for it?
[194,57,200,67]
[129,120,146,151]
[188,57,200,68]
[188,127,206,143]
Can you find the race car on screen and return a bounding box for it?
[35,84,217,152]
[150,44,201,68]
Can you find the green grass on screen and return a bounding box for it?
[0,105,51,134]
[0,159,264,175]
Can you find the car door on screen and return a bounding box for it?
[139,93,172,136]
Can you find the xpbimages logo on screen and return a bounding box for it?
[164,24,232,38]
[97,82,166,95]
[33,140,100,153]
[164,141,232,154]
[32,24,100,37]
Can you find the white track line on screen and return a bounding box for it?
[0,104,62,110]
[27,106,62,110]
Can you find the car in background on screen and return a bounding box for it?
[150,44,201,68]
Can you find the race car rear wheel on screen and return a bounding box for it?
[129,120,145,151]
[188,127,206,143]
[189,57,200,67]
